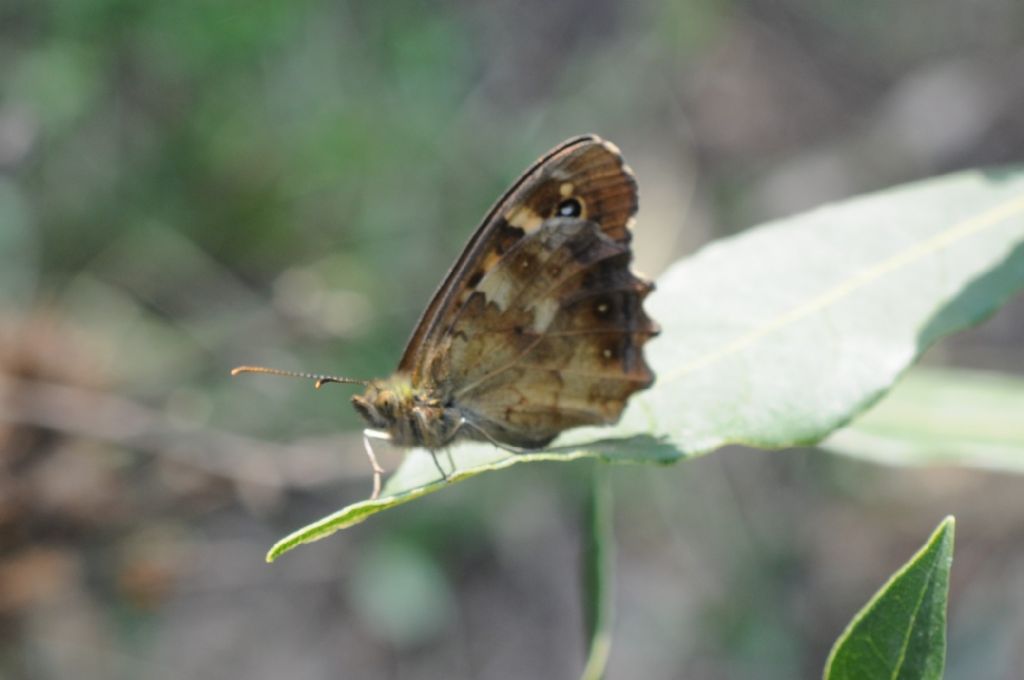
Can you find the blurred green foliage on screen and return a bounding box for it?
[2,0,1024,678]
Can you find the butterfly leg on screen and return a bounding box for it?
[362,430,389,500]
[444,449,456,475]
[457,418,536,454]
[427,449,449,483]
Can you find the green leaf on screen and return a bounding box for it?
[265,436,675,561]
[580,465,615,680]
[268,167,1024,561]
[824,517,955,680]
[823,367,1024,471]
[628,170,1024,453]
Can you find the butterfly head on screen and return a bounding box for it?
[352,376,458,448]
[351,378,412,431]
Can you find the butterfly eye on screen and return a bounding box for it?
[555,198,582,218]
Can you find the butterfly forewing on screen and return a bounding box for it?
[398,136,639,379]
[429,217,656,448]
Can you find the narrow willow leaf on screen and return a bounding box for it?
[616,168,1024,454]
[580,465,615,680]
[824,517,955,680]
[268,168,1024,560]
[823,367,1024,471]
[266,436,674,561]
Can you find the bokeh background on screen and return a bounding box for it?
[2,1,1024,678]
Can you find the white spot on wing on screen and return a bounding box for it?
[477,274,514,310]
[529,297,559,331]
[506,205,543,232]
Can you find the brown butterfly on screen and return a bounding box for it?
[233,135,658,498]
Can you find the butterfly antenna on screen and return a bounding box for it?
[230,365,368,389]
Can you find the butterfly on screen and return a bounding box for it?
[233,135,658,499]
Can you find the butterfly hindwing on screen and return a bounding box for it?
[430,217,657,447]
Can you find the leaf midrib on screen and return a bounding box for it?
[888,553,938,680]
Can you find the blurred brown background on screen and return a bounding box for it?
[2,0,1023,678]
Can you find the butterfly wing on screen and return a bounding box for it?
[399,135,656,448]
[398,135,639,378]
[434,217,657,447]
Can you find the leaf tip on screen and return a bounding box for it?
[933,515,956,547]
[266,540,291,563]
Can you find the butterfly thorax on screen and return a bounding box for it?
[351,375,459,449]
